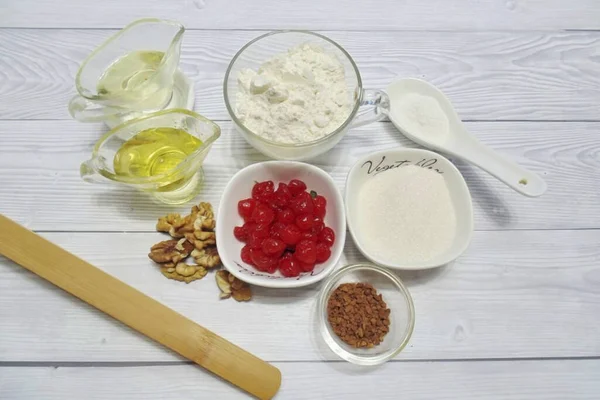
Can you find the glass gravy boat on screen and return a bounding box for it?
[69,18,185,126]
[80,109,221,204]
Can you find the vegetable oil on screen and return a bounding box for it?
[113,127,203,190]
[97,50,171,109]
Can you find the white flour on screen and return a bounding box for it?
[392,93,450,144]
[235,44,351,144]
[357,165,456,264]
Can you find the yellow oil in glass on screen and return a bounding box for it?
[113,127,202,191]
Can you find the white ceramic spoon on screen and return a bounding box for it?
[385,78,547,197]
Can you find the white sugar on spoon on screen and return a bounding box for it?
[386,78,547,197]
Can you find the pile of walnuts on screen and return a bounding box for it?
[148,202,251,301]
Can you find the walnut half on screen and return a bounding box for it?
[161,263,207,283]
[216,270,252,302]
[148,239,193,265]
[192,247,221,269]
[216,270,232,299]
[185,231,216,251]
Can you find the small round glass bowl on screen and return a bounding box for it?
[317,263,415,365]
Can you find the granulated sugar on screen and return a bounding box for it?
[391,93,450,145]
[357,165,457,264]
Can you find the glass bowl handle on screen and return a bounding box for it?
[68,95,131,123]
[349,88,390,128]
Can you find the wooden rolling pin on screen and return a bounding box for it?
[0,214,281,399]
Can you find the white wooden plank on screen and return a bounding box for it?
[1,230,599,362]
[2,0,599,30]
[0,120,598,231]
[1,29,599,121]
[1,360,599,399]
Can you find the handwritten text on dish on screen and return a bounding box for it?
[361,155,444,175]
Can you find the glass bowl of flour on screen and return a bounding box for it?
[224,31,389,161]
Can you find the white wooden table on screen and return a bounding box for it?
[1,1,600,399]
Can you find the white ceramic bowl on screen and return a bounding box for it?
[216,161,346,288]
[345,148,473,270]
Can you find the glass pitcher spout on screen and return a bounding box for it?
[80,159,106,183]
[70,18,186,123]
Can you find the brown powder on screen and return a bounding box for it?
[326,282,391,348]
